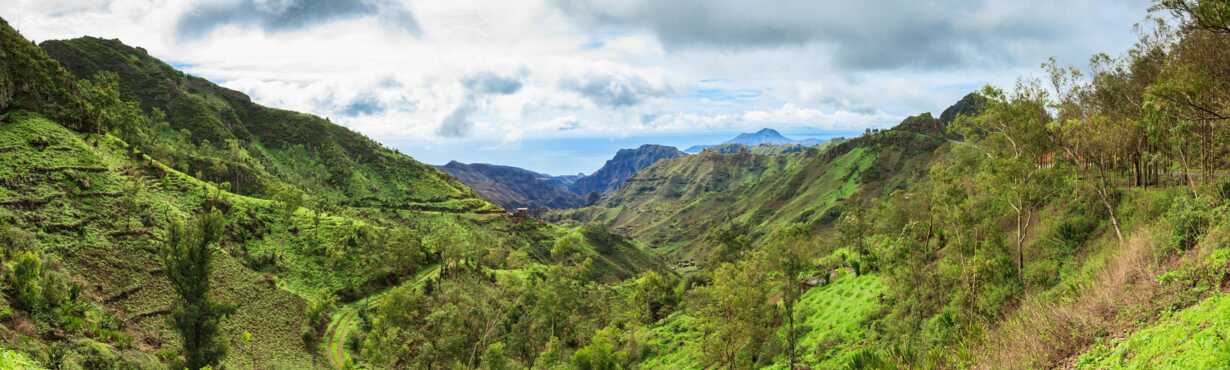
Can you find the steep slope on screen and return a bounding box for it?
[0,113,317,367]
[39,36,488,211]
[0,19,95,133]
[1,19,666,369]
[436,161,586,210]
[570,144,686,197]
[564,112,950,264]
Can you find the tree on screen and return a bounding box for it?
[955,84,1069,285]
[79,71,152,142]
[1046,58,1128,245]
[1154,0,1230,34]
[630,271,680,324]
[704,221,752,263]
[693,260,776,368]
[761,228,810,369]
[162,209,234,369]
[838,211,872,271]
[571,327,624,370]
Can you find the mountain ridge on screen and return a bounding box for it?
[439,143,686,210]
[684,128,828,153]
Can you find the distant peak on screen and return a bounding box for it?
[635,144,682,152]
[736,128,785,139]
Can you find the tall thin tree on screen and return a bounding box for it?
[163,208,234,369]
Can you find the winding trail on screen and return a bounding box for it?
[323,264,440,369]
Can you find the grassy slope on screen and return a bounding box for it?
[39,36,490,211]
[0,114,315,367]
[1075,293,1230,369]
[0,112,665,368]
[1,19,665,368]
[564,123,942,266]
[636,272,886,369]
[792,273,885,368]
[1063,214,1230,369]
[959,182,1230,369]
[638,313,703,369]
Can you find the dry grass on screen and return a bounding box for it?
[971,227,1167,369]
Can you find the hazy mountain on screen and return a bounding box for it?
[569,144,687,196]
[436,161,586,209]
[439,144,686,210]
[684,128,828,153]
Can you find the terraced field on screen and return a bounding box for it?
[792,272,885,368]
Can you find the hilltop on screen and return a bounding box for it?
[570,144,687,197]
[684,128,829,153]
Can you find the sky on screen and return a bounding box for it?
[3,0,1152,175]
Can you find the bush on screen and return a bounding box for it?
[8,251,44,313]
[0,226,36,258]
[482,342,510,370]
[581,223,621,255]
[571,329,622,370]
[1164,196,1211,252]
[1024,259,1060,289]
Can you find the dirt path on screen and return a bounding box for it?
[323,264,440,369]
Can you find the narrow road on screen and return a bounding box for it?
[323,264,440,369]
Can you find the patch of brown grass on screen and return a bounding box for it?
[970,227,1167,369]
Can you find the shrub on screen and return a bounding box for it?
[0,226,35,258]
[581,223,621,255]
[7,251,44,313]
[41,269,72,310]
[482,342,510,370]
[1164,196,1211,252]
[571,328,623,370]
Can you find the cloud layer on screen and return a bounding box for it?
[555,0,1145,70]
[0,0,1152,173]
[176,0,420,39]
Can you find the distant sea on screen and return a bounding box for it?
[391,129,857,176]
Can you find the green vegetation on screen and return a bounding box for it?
[0,16,660,369]
[162,209,234,369]
[3,0,1230,368]
[0,349,43,369]
[1075,293,1230,369]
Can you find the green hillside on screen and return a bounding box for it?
[560,112,947,266]
[4,1,1230,369]
[39,36,487,210]
[0,17,663,369]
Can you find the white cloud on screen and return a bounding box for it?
[0,0,1151,172]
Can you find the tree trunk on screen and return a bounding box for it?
[786,300,797,369]
[1177,145,1200,198]
[1015,205,1034,286]
[1096,163,1125,246]
[1016,210,1025,284]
